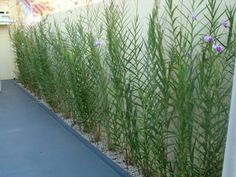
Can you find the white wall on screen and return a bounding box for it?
[2,0,235,79]
[0,25,15,80]
[0,0,19,80]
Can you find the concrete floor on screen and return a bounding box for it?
[0,80,130,177]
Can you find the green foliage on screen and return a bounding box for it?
[10,0,236,176]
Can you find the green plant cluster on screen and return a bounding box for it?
[10,0,236,176]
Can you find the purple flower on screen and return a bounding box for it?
[213,44,223,53]
[204,35,214,43]
[191,12,197,21]
[220,20,228,28]
[95,40,103,48]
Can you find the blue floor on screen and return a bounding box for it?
[0,80,131,177]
